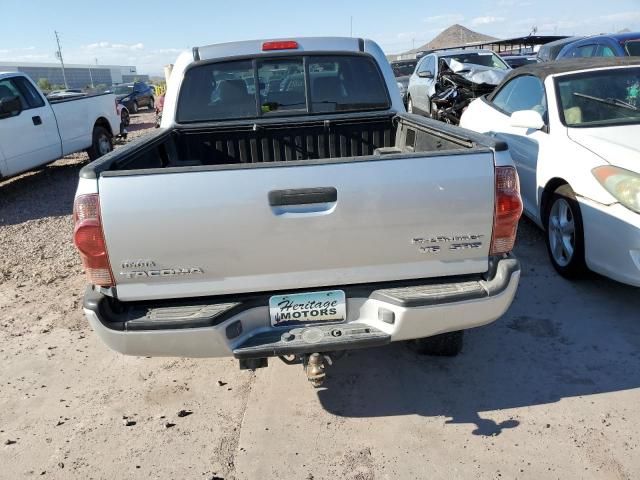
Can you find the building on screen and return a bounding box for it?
[0,61,149,89]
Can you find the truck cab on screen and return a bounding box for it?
[0,72,120,179]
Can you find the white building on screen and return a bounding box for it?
[0,61,148,88]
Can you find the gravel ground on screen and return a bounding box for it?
[1,114,639,479]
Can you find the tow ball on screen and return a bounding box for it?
[303,353,333,387]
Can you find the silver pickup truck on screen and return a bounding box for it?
[74,37,522,385]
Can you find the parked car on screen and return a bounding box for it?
[460,58,640,286]
[503,55,538,68]
[112,81,154,113]
[74,37,522,385]
[390,59,417,105]
[536,36,583,62]
[407,49,511,123]
[557,32,640,59]
[0,72,121,179]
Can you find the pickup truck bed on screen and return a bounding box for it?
[85,112,480,173]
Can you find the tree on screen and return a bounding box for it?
[37,78,52,92]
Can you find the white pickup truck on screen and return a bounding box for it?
[0,72,121,179]
[74,37,523,385]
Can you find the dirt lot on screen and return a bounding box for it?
[1,111,639,479]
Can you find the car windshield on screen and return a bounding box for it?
[391,62,416,77]
[177,54,390,122]
[624,40,640,56]
[441,52,509,70]
[114,85,133,95]
[556,67,640,127]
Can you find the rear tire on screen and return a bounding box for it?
[86,126,113,160]
[148,97,154,110]
[411,331,464,356]
[544,185,587,279]
[132,101,139,114]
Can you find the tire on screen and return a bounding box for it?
[407,97,413,113]
[121,109,130,127]
[544,185,587,278]
[148,97,155,110]
[86,126,113,160]
[411,331,464,356]
[132,101,139,114]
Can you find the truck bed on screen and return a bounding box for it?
[82,113,496,176]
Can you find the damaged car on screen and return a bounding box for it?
[407,49,511,124]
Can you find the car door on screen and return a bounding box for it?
[0,76,61,177]
[486,75,549,218]
[411,55,435,113]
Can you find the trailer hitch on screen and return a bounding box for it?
[303,353,333,387]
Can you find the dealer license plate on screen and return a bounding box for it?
[269,290,346,327]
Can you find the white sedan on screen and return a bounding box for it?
[460,58,640,286]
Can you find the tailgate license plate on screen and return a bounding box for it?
[269,290,346,327]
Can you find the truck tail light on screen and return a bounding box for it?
[490,166,523,255]
[73,194,115,287]
[262,40,299,51]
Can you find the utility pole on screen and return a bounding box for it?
[54,30,68,89]
[350,16,353,37]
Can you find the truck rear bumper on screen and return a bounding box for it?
[83,256,520,358]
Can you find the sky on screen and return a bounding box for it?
[1,0,640,75]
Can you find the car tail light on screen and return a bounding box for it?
[490,166,523,255]
[73,194,115,287]
[262,40,299,51]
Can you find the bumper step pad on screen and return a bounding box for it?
[233,323,390,359]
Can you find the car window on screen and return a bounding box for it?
[418,55,433,72]
[492,75,547,116]
[258,58,305,114]
[12,77,45,108]
[624,40,640,56]
[0,78,29,113]
[599,45,616,57]
[441,52,510,70]
[425,56,436,74]
[576,45,597,57]
[307,55,389,113]
[177,55,389,122]
[556,67,640,127]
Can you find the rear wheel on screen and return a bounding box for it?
[132,101,139,114]
[148,97,154,110]
[544,186,587,278]
[411,331,464,356]
[86,126,112,160]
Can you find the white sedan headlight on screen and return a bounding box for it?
[592,166,640,213]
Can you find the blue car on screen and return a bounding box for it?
[557,32,640,59]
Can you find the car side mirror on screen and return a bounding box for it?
[510,109,545,130]
[418,70,434,79]
[0,95,22,119]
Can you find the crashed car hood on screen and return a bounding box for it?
[568,125,640,173]
[443,58,509,86]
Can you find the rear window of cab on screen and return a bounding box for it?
[177,54,390,123]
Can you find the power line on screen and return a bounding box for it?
[54,30,68,89]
